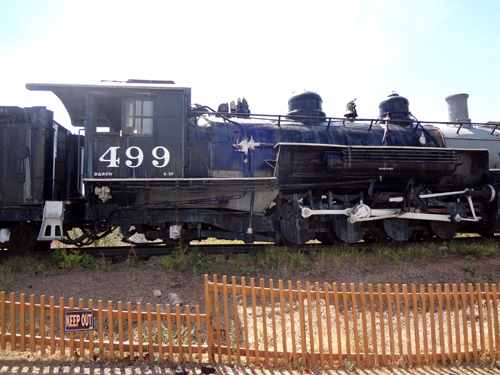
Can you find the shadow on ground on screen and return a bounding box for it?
[1,351,500,375]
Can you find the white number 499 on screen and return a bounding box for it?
[99,146,170,168]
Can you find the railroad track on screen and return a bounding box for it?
[0,235,493,261]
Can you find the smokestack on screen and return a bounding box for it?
[445,93,470,123]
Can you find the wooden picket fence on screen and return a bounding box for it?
[1,275,500,368]
[0,293,208,361]
[205,276,500,367]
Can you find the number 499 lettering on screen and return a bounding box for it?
[99,146,170,168]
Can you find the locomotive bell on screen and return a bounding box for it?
[287,91,326,121]
[378,91,412,124]
[344,98,358,119]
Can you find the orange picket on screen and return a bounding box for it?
[20,294,26,352]
[118,301,124,359]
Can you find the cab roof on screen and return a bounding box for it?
[26,81,190,127]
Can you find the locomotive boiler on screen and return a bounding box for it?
[1,80,500,252]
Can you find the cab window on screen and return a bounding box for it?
[123,98,154,136]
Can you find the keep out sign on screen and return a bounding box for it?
[64,310,94,332]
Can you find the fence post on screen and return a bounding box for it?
[242,277,250,363]
[394,285,403,362]
[20,294,26,352]
[176,304,182,361]
[40,295,46,355]
[305,282,314,366]
[98,300,104,359]
[452,284,461,363]
[420,285,429,364]
[444,285,453,363]
[108,301,114,359]
[166,304,173,360]
[476,283,485,356]
[68,298,74,356]
[79,299,84,358]
[460,284,470,363]
[484,284,494,363]
[368,284,378,366]
[11,293,16,351]
[186,305,192,362]
[411,285,421,366]
[402,285,411,364]
[89,299,94,357]
[359,284,369,367]
[492,284,499,355]
[232,276,241,364]
[333,283,342,366]
[314,282,324,367]
[324,282,333,367]
[341,283,350,364]
[288,280,297,365]
[213,275,221,362]
[350,283,361,367]
[137,302,143,360]
[436,285,446,364]
[385,284,395,365]
[195,305,202,362]
[260,278,269,365]
[59,297,65,356]
[223,276,231,364]
[156,303,163,361]
[118,301,124,359]
[297,281,306,366]
[49,296,55,355]
[127,302,133,359]
[147,303,153,359]
[204,274,214,362]
[467,284,478,362]
[0,291,6,350]
[29,294,35,353]
[270,280,278,364]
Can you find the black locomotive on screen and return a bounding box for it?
[1,81,500,252]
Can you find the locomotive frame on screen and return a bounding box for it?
[1,81,500,252]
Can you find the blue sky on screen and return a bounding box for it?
[0,0,499,130]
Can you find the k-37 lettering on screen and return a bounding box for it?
[99,146,170,168]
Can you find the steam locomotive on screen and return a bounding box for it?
[1,80,500,252]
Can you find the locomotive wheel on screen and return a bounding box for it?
[279,204,314,245]
[333,217,363,243]
[430,221,456,240]
[476,204,500,236]
[5,223,37,253]
[383,218,412,242]
[280,213,313,245]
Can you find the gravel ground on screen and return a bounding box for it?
[1,349,500,375]
[2,248,500,373]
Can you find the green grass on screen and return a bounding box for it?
[159,239,500,277]
[1,237,499,291]
[0,247,143,291]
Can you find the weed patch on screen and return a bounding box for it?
[449,239,498,259]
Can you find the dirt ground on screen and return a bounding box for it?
[3,252,500,310]
[1,249,500,374]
